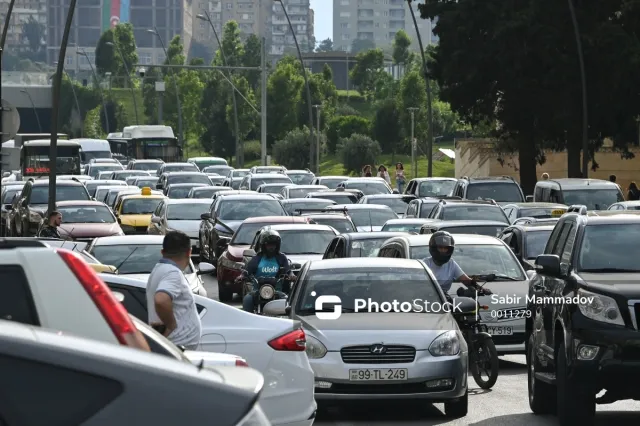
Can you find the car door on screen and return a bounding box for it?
[405,180,416,196]
[106,284,148,321]
[148,201,164,234]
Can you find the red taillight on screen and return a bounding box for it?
[235,359,249,367]
[268,328,306,351]
[56,249,150,351]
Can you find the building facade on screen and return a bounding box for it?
[0,0,47,53]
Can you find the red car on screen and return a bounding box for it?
[48,200,125,242]
[216,216,309,302]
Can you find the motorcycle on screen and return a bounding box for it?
[454,274,499,389]
[240,268,291,315]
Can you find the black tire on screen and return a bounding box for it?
[556,341,595,425]
[218,282,233,303]
[470,338,499,389]
[444,391,468,418]
[527,334,556,414]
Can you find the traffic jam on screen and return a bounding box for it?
[2,133,640,425]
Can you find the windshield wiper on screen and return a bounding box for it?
[491,274,520,281]
[580,268,640,273]
[114,247,139,271]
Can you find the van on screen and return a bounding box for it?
[533,178,623,210]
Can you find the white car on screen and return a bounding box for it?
[99,273,317,426]
[86,235,208,296]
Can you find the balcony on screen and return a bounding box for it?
[358,20,374,30]
[357,32,374,40]
[358,9,374,18]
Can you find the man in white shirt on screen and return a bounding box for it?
[147,231,202,349]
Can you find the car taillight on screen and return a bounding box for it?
[268,328,306,351]
[56,249,150,352]
[235,359,249,367]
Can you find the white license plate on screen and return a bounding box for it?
[487,326,513,335]
[349,368,408,381]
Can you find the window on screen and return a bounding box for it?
[0,265,39,325]
[551,223,572,256]
[340,11,351,17]
[29,185,89,204]
[107,286,148,321]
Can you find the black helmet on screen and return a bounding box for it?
[260,229,281,256]
[429,231,455,265]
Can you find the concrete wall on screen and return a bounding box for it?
[1,81,53,134]
[455,139,640,194]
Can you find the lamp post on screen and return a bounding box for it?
[53,62,82,136]
[312,104,322,172]
[148,27,184,148]
[274,0,315,172]
[106,41,139,125]
[196,12,242,167]
[407,107,419,178]
[77,48,110,133]
[20,89,42,132]
[406,0,434,177]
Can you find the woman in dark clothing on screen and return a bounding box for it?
[362,165,372,177]
[628,182,640,201]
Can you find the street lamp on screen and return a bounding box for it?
[312,104,322,171]
[196,12,241,167]
[106,41,140,125]
[0,0,16,52]
[406,0,434,177]
[77,48,110,133]
[407,107,419,178]
[147,27,184,148]
[273,0,315,173]
[54,61,82,136]
[20,89,42,132]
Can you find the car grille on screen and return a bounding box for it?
[315,381,454,394]
[340,345,416,364]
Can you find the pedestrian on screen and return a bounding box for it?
[628,182,640,201]
[395,162,406,193]
[38,211,62,238]
[610,174,617,183]
[362,165,372,177]
[147,231,202,349]
[541,173,549,180]
[377,165,391,184]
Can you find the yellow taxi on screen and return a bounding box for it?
[115,187,166,235]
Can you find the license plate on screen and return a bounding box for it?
[487,326,513,335]
[551,209,566,217]
[349,369,408,381]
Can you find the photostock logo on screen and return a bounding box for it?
[312,291,342,320]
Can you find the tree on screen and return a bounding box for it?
[95,29,116,76]
[272,127,324,169]
[326,115,371,153]
[199,72,234,158]
[112,23,138,86]
[349,48,385,99]
[392,29,412,66]
[226,75,258,143]
[351,38,376,54]
[322,63,333,82]
[373,99,403,155]
[218,21,244,66]
[242,34,262,90]
[316,38,334,52]
[340,134,382,175]
[22,16,44,54]
[267,59,304,144]
[396,70,428,146]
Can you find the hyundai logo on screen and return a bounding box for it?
[370,344,387,354]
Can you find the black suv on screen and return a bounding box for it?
[527,209,640,424]
[451,176,525,204]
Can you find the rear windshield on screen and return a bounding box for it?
[311,193,357,204]
[30,185,89,204]
[250,177,292,190]
[165,164,199,173]
[466,183,523,202]
[310,217,355,233]
[418,180,456,197]
[442,206,509,223]
[366,197,411,215]
[133,162,163,172]
[437,225,505,237]
[168,174,212,185]
[319,178,346,189]
[288,173,314,185]
[346,181,391,195]
[419,202,438,218]
[283,200,335,215]
[562,189,623,211]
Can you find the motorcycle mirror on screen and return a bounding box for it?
[485,273,496,282]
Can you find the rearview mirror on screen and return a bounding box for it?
[535,254,561,276]
[243,248,256,257]
[450,297,478,315]
[263,299,287,316]
[151,216,161,224]
[197,262,216,275]
[525,195,533,202]
[200,213,211,221]
[112,291,125,302]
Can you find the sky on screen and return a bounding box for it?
[310,0,332,43]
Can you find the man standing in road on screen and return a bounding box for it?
[147,231,201,349]
[38,211,62,238]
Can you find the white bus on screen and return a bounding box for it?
[72,138,112,164]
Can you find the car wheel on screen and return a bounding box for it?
[527,334,556,414]
[556,341,595,425]
[218,282,233,303]
[444,390,468,418]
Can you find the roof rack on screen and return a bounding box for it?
[432,195,461,200]
[566,204,588,215]
[439,198,496,205]
[293,207,349,215]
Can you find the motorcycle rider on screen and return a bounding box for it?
[424,231,491,296]
[236,229,295,312]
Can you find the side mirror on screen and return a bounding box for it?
[197,262,216,275]
[156,184,162,190]
[526,269,536,279]
[117,217,122,224]
[112,291,125,302]
[200,213,211,220]
[216,237,230,248]
[263,299,287,316]
[450,297,478,315]
[525,195,533,202]
[151,216,161,224]
[243,248,256,257]
[535,254,561,276]
[392,189,400,194]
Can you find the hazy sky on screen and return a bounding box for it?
[310,0,332,42]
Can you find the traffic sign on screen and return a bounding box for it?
[1,99,20,142]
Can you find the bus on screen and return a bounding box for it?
[106,132,128,162]
[72,138,112,164]
[21,139,82,178]
[120,125,182,163]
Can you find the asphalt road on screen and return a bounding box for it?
[201,275,640,425]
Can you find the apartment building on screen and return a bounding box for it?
[271,0,313,56]
[0,0,47,53]
[333,0,437,53]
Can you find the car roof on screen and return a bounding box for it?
[92,235,165,245]
[341,231,408,240]
[217,194,278,201]
[544,178,619,189]
[31,179,84,187]
[412,177,458,182]
[281,198,336,203]
[167,183,209,187]
[55,200,110,207]
[578,213,640,225]
[616,200,640,206]
[465,176,517,183]
[164,198,212,205]
[164,171,205,176]
[328,204,394,210]
[428,220,508,227]
[318,175,348,179]
[286,170,313,174]
[241,216,308,224]
[440,200,499,206]
[503,202,567,208]
[164,162,195,166]
[309,257,425,270]
[344,177,387,183]
[249,173,289,178]
[283,184,319,189]
[362,194,415,199]
[258,183,288,186]
[512,224,556,232]
[307,191,352,196]
[384,218,432,224]
[263,224,335,232]
[121,194,165,200]
[388,233,503,246]
[301,213,350,219]
[132,159,163,163]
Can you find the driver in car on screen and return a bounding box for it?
[236,230,295,312]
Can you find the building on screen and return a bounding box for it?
[332,0,437,53]
[301,51,393,91]
[0,0,47,53]
[271,0,313,56]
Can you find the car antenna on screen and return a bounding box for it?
[114,247,139,271]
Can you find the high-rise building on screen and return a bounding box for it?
[332,0,437,52]
[0,0,47,53]
[271,0,313,56]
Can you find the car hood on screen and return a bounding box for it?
[119,214,152,227]
[356,225,383,232]
[580,272,640,298]
[59,222,122,238]
[167,220,200,237]
[285,254,323,269]
[298,312,460,351]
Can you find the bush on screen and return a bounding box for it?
[335,104,361,117]
[340,134,381,175]
[244,140,261,161]
[326,115,371,154]
[83,106,104,139]
[272,127,326,169]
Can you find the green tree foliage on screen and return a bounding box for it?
[227,75,258,142]
[326,115,371,153]
[351,38,376,54]
[322,63,333,82]
[396,70,428,145]
[242,34,262,90]
[340,134,382,175]
[112,24,138,83]
[267,58,304,144]
[349,49,385,99]
[335,104,361,117]
[316,38,334,52]
[83,106,104,139]
[392,29,412,66]
[373,99,403,155]
[22,16,45,54]
[95,29,116,76]
[99,100,127,134]
[273,127,324,169]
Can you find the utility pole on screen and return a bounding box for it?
[261,37,267,166]
[313,104,322,174]
[408,107,419,178]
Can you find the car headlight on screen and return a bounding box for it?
[259,284,275,299]
[577,289,624,326]
[429,330,460,357]
[305,335,327,359]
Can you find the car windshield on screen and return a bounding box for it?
[134,162,163,172]
[168,186,203,199]
[442,206,508,223]
[202,166,232,174]
[218,199,284,220]
[90,244,193,275]
[165,164,199,173]
[297,268,440,314]
[525,230,553,260]
[2,189,20,204]
[168,175,212,185]
[288,188,318,199]
[350,238,395,257]
[191,188,218,198]
[279,230,336,254]
[466,183,523,202]
[437,225,505,237]
[563,189,623,210]
[518,207,565,218]
[578,224,640,271]
[250,177,292,190]
[89,164,122,178]
[367,197,411,215]
[95,187,119,202]
[167,203,210,220]
[30,185,89,204]
[260,184,287,194]
[283,200,335,215]
[231,179,242,189]
[57,205,115,223]
[81,151,112,162]
[233,170,249,178]
[106,189,130,206]
[113,171,149,181]
[320,178,346,189]
[121,198,163,215]
[452,244,526,280]
[310,217,355,233]
[419,202,439,218]
[288,173,314,184]
[312,193,357,204]
[418,180,456,197]
[232,223,278,245]
[255,167,283,174]
[346,181,391,195]
[135,178,159,187]
[382,222,423,233]
[347,209,398,227]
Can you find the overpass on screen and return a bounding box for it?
[1,72,53,134]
